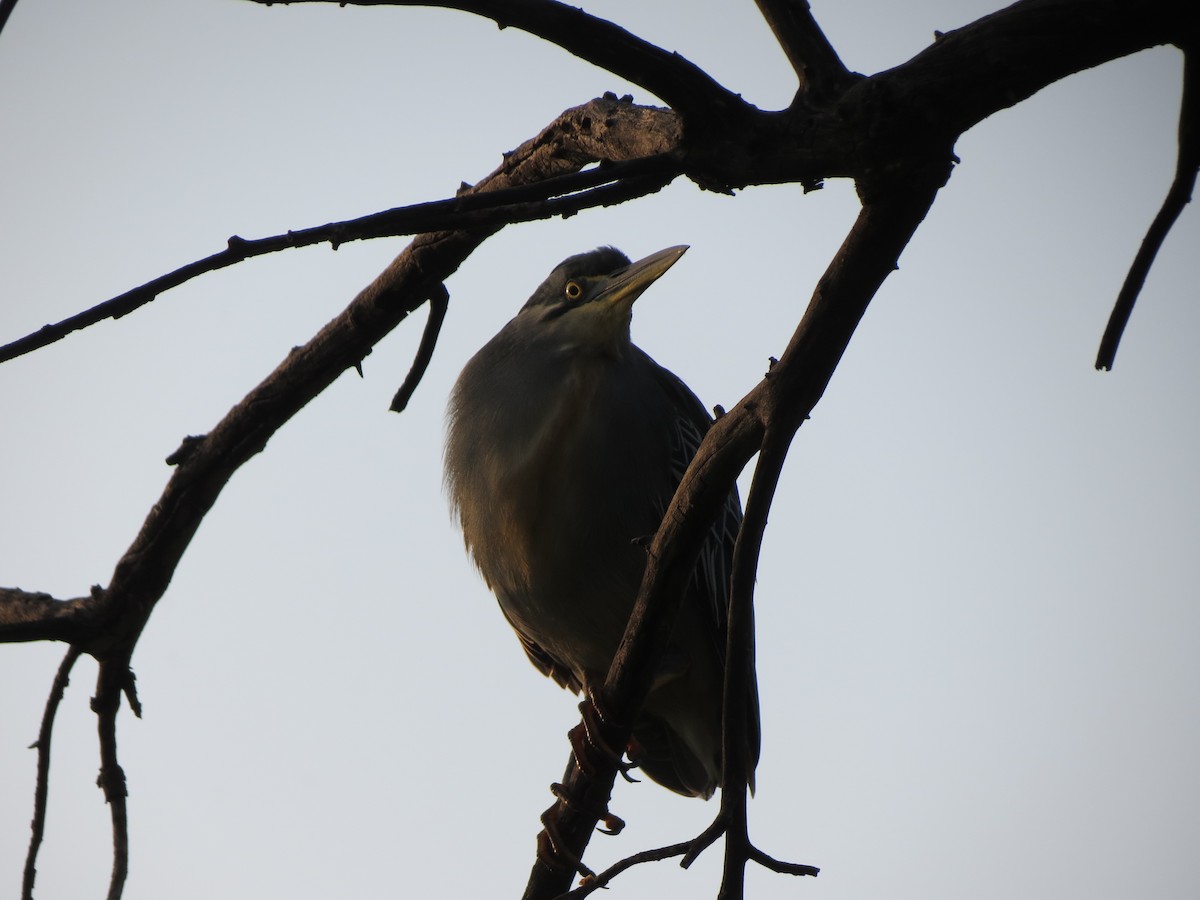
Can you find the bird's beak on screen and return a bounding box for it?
[594,245,689,309]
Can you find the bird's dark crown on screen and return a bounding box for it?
[520,246,632,312]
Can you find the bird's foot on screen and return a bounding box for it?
[569,688,640,783]
[549,782,626,836]
[537,801,595,876]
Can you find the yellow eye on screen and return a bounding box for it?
[564,281,583,301]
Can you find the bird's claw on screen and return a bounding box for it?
[538,800,597,877]
[598,811,626,836]
[548,783,626,838]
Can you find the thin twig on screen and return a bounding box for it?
[556,841,694,899]
[0,155,680,366]
[748,844,820,877]
[389,284,450,412]
[92,662,133,900]
[1096,46,1198,370]
[718,425,813,900]
[22,646,83,900]
[680,816,726,869]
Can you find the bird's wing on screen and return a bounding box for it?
[643,354,744,645]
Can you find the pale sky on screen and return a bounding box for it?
[1,2,1197,899]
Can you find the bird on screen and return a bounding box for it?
[444,245,758,799]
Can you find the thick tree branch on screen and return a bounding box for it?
[0,587,105,645]
[1096,45,1198,370]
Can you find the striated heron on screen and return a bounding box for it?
[445,245,758,798]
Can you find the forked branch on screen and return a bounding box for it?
[753,0,856,101]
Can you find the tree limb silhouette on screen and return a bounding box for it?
[0,152,681,366]
[1096,45,1198,370]
[2,1,1196,898]
[21,647,81,900]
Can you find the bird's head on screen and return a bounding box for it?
[516,245,689,357]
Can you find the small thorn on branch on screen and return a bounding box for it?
[165,434,207,466]
[749,845,821,877]
[122,670,142,719]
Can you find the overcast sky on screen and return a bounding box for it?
[1,2,1197,899]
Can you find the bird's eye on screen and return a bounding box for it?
[564,281,583,301]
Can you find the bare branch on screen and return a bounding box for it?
[522,159,950,898]
[748,844,822,877]
[1096,46,1198,370]
[559,841,694,899]
[2,96,681,664]
[246,0,744,122]
[0,153,681,366]
[92,662,133,900]
[0,587,103,646]
[682,411,821,899]
[5,3,1196,896]
[716,425,799,900]
[7,0,1185,370]
[753,0,856,101]
[22,646,83,900]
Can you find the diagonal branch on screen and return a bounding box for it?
[1096,45,1198,370]
[0,96,681,662]
[560,840,696,899]
[245,0,746,122]
[521,160,951,899]
[0,153,680,366]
